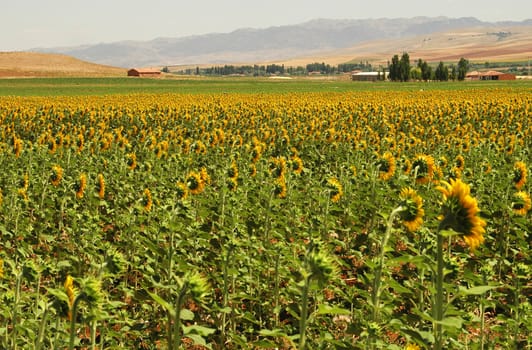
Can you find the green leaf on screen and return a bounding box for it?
[180,308,194,321]
[439,229,460,237]
[316,304,351,316]
[458,285,499,295]
[253,339,278,348]
[437,316,463,329]
[147,291,175,317]
[185,334,212,349]
[259,329,288,337]
[182,324,216,337]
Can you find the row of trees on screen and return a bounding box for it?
[173,61,375,76]
[388,53,470,82]
[170,54,471,81]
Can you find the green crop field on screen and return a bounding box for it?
[0,78,530,349]
[0,76,530,96]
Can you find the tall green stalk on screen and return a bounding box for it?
[434,229,444,350]
[298,275,310,350]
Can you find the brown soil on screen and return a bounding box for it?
[0,52,126,78]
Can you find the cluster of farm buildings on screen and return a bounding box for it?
[350,70,516,81]
[126,67,517,81]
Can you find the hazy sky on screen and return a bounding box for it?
[2,0,531,51]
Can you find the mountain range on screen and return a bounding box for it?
[34,17,532,68]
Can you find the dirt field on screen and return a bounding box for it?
[0,52,126,77]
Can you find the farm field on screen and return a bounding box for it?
[0,80,531,349]
[0,76,531,96]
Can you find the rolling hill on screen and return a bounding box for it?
[0,52,125,78]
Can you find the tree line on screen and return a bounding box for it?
[172,61,374,76]
[168,54,470,81]
[387,53,470,82]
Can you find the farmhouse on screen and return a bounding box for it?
[127,68,161,77]
[467,70,516,81]
[479,70,516,80]
[351,71,385,82]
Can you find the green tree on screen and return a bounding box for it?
[435,61,449,81]
[399,52,411,82]
[457,57,469,81]
[417,59,432,81]
[389,55,400,81]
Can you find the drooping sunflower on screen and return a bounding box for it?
[64,275,76,320]
[513,161,527,190]
[411,155,435,184]
[436,179,486,250]
[377,152,396,181]
[511,191,531,216]
[96,173,105,200]
[0,257,4,279]
[399,188,424,232]
[51,165,63,187]
[327,177,343,203]
[270,156,287,179]
[76,173,87,199]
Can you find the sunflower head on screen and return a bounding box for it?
[143,188,153,212]
[176,181,188,201]
[399,188,424,232]
[436,179,486,250]
[75,173,87,199]
[377,152,396,181]
[96,173,105,200]
[186,171,204,195]
[274,176,287,199]
[411,155,435,184]
[511,191,531,216]
[513,161,527,189]
[51,165,63,187]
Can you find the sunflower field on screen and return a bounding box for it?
[0,88,530,349]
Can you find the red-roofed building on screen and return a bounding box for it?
[127,68,161,77]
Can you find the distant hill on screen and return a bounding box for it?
[34,17,532,67]
[0,52,125,77]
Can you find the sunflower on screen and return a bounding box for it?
[291,155,303,175]
[143,188,153,212]
[0,257,3,279]
[513,161,527,190]
[377,152,396,181]
[270,156,287,179]
[228,159,239,180]
[405,344,420,350]
[511,191,531,216]
[411,155,435,184]
[327,177,343,203]
[97,173,105,200]
[455,155,465,171]
[64,275,76,320]
[200,167,210,185]
[127,153,137,171]
[226,176,237,191]
[186,171,204,195]
[176,181,188,201]
[274,176,287,199]
[399,188,424,232]
[50,165,63,187]
[76,173,87,199]
[249,163,257,177]
[436,179,486,250]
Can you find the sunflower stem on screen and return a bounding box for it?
[435,227,444,350]
[369,205,403,348]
